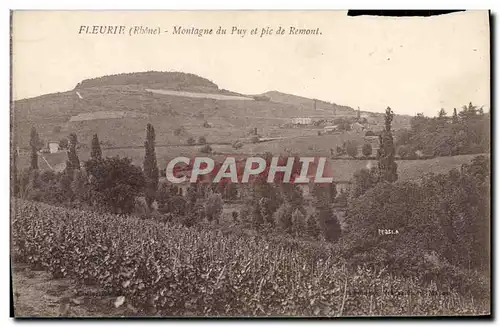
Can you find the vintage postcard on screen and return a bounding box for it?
[10,10,491,317]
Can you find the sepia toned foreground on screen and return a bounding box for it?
[12,200,488,317]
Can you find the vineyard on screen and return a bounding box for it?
[11,200,487,317]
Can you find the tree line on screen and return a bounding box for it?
[396,102,490,158]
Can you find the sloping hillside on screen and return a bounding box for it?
[262,91,355,116]
[12,71,410,152]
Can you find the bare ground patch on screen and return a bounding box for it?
[11,263,144,318]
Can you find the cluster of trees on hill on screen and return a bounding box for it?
[345,155,489,296]
[342,105,490,295]
[74,71,218,90]
[395,103,490,158]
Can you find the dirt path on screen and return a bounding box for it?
[11,263,141,318]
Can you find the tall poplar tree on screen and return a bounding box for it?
[143,123,159,210]
[377,107,398,182]
[66,133,80,170]
[90,133,102,160]
[452,108,459,123]
[29,127,39,171]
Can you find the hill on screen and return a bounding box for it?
[12,71,411,153]
[261,90,356,116]
[75,71,219,91]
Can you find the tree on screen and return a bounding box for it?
[275,203,293,234]
[59,138,69,150]
[377,107,398,182]
[357,107,361,121]
[223,182,238,200]
[291,208,306,237]
[453,108,459,123]
[317,207,341,243]
[312,183,337,207]
[66,133,80,170]
[143,124,159,210]
[198,136,207,145]
[438,108,447,118]
[459,102,478,121]
[85,156,145,214]
[351,167,378,199]
[345,140,358,158]
[58,167,74,202]
[259,197,275,226]
[185,183,199,206]
[336,145,346,156]
[306,212,320,239]
[90,134,102,160]
[71,169,89,203]
[397,145,412,159]
[362,143,373,157]
[205,192,223,223]
[12,146,18,196]
[29,127,40,170]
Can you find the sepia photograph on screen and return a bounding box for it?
[10,10,491,318]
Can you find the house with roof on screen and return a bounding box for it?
[323,125,340,134]
[292,117,312,125]
[41,141,59,154]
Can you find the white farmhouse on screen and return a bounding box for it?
[291,117,312,125]
[48,141,59,154]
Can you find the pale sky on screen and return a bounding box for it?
[12,10,490,116]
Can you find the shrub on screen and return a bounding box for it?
[232,141,243,149]
[198,136,207,145]
[173,127,184,136]
[231,211,239,222]
[365,130,376,137]
[397,145,412,159]
[345,140,358,158]
[187,137,195,145]
[200,144,212,154]
[305,212,320,239]
[251,136,260,144]
[362,143,372,157]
